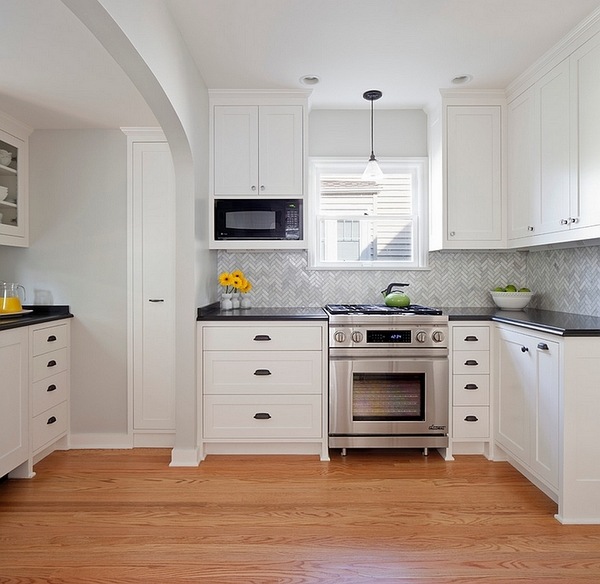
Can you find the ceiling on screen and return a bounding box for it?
[1,0,599,129]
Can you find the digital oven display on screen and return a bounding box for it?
[366,330,412,343]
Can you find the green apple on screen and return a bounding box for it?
[493,286,506,292]
[505,284,517,292]
[518,287,531,292]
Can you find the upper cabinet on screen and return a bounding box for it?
[209,90,310,250]
[214,105,303,197]
[429,91,506,250]
[0,112,31,247]
[507,27,600,247]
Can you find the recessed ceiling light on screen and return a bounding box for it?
[300,75,320,86]
[452,74,473,85]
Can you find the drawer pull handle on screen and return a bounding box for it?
[253,335,271,341]
[254,369,272,376]
[47,335,57,342]
[253,412,272,420]
[148,299,165,303]
[521,346,529,353]
[47,384,57,392]
[464,335,479,342]
[464,415,479,422]
[464,360,478,366]
[464,383,479,390]
[47,416,57,425]
[537,343,549,351]
[47,360,57,368]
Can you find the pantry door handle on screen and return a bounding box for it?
[464,415,479,422]
[537,343,549,351]
[464,335,479,342]
[464,360,479,366]
[253,335,271,341]
[253,412,272,420]
[464,384,479,390]
[254,369,272,376]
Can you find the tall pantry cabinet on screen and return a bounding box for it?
[124,128,176,446]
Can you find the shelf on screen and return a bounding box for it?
[0,200,17,208]
[0,164,16,176]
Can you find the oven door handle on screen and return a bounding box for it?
[330,348,449,359]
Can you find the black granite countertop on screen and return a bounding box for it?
[0,305,73,331]
[445,307,600,337]
[197,304,327,321]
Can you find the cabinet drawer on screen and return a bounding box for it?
[204,351,322,395]
[32,348,68,382]
[453,406,489,439]
[452,326,490,351]
[453,374,490,406]
[32,370,69,417]
[203,394,322,439]
[203,326,322,351]
[32,324,68,356]
[453,350,489,374]
[32,401,68,452]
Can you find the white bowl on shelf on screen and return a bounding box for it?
[0,150,12,166]
[490,291,533,310]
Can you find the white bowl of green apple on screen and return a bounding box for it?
[490,284,533,310]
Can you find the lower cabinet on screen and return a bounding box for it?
[496,324,559,493]
[0,327,29,478]
[198,320,329,460]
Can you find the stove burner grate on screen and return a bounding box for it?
[325,304,443,316]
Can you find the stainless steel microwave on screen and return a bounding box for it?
[214,199,303,241]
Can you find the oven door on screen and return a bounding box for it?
[329,351,449,437]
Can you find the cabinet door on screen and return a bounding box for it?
[571,32,600,229]
[496,328,532,463]
[132,141,176,431]
[214,106,259,195]
[0,328,28,477]
[507,87,538,240]
[532,338,560,489]
[0,128,28,247]
[258,106,303,196]
[446,106,503,244]
[537,60,571,235]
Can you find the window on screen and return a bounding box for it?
[309,158,428,269]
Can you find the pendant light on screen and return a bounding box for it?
[361,89,384,181]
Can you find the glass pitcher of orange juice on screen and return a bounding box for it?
[1,282,26,313]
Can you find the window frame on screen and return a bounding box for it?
[308,157,429,270]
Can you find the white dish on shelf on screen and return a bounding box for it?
[0,309,34,318]
[0,185,7,200]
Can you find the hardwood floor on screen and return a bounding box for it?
[1,448,600,583]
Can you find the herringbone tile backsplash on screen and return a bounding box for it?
[217,245,600,315]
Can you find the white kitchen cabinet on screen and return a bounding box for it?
[30,322,70,457]
[0,327,29,478]
[0,112,31,247]
[198,320,329,460]
[495,325,559,492]
[213,105,303,197]
[430,92,506,250]
[450,324,493,456]
[124,129,176,445]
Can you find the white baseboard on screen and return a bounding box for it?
[69,433,133,449]
[170,447,202,467]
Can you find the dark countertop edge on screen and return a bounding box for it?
[0,305,73,331]
[446,307,600,337]
[197,304,328,321]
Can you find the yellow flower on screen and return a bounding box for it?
[240,280,252,293]
[231,270,245,280]
[231,276,243,289]
[218,272,233,287]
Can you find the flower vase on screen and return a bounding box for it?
[221,293,233,310]
[241,295,251,309]
[231,293,241,309]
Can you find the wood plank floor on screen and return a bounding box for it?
[2,448,600,583]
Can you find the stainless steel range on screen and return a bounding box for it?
[325,304,449,453]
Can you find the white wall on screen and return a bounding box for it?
[0,129,128,434]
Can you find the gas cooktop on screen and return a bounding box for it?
[325,304,443,316]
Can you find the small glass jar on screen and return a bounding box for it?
[220,293,233,310]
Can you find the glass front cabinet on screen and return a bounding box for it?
[0,114,30,247]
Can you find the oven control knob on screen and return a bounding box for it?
[333,331,346,344]
[351,331,364,343]
[432,330,445,343]
[415,331,427,343]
